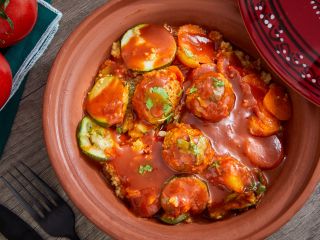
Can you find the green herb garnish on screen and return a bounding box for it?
[212,77,225,87]
[146,98,154,110]
[166,113,174,124]
[138,164,153,175]
[116,127,122,134]
[190,142,200,156]
[211,161,221,169]
[177,139,190,150]
[183,47,194,59]
[163,103,172,115]
[189,87,198,94]
[150,87,169,100]
[256,183,266,195]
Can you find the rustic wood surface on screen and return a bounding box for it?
[0,0,319,239]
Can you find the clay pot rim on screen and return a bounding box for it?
[43,0,320,239]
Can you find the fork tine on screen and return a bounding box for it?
[0,176,43,220]
[7,171,49,217]
[21,162,63,203]
[15,166,56,209]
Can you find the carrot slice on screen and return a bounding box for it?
[263,83,292,121]
[177,24,214,68]
[244,136,284,169]
[248,103,280,137]
[241,73,268,100]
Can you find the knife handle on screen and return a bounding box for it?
[0,204,43,240]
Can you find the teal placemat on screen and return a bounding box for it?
[0,0,61,157]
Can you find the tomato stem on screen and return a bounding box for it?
[0,0,14,30]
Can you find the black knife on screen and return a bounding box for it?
[0,204,43,240]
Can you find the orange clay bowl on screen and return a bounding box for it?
[43,0,320,239]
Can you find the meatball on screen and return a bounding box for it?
[160,175,210,222]
[132,66,184,125]
[186,72,235,122]
[162,123,214,173]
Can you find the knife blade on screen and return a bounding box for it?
[0,204,43,240]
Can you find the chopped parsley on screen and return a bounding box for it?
[165,113,174,124]
[150,87,169,100]
[177,139,190,150]
[146,98,154,110]
[177,136,205,157]
[189,86,198,94]
[138,164,153,175]
[116,127,122,134]
[211,160,221,169]
[212,77,225,87]
[249,180,267,195]
[189,141,200,156]
[256,183,266,195]
[163,103,172,115]
[183,47,194,59]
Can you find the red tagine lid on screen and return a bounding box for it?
[238,0,320,106]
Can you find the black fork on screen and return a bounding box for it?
[1,162,80,240]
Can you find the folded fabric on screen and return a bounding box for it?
[0,0,62,157]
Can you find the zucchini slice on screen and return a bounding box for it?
[77,116,116,162]
[86,75,129,127]
[121,24,177,72]
[177,24,214,68]
[160,213,189,225]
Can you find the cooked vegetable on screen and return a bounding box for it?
[95,60,128,81]
[86,75,129,127]
[77,116,117,161]
[263,83,292,120]
[248,103,281,137]
[241,73,268,100]
[160,213,189,225]
[121,24,177,71]
[177,24,215,68]
[204,156,254,193]
[78,23,292,224]
[162,123,214,173]
[243,136,284,169]
[160,175,209,223]
[186,72,235,122]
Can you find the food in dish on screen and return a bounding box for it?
[76,23,292,224]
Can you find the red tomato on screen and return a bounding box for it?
[0,53,12,108]
[0,0,38,48]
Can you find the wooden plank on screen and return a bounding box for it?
[0,0,319,239]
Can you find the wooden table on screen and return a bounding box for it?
[0,0,319,239]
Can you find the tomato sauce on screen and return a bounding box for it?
[86,77,126,125]
[121,24,176,71]
[81,23,291,223]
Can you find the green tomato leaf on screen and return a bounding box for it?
[0,8,14,30]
